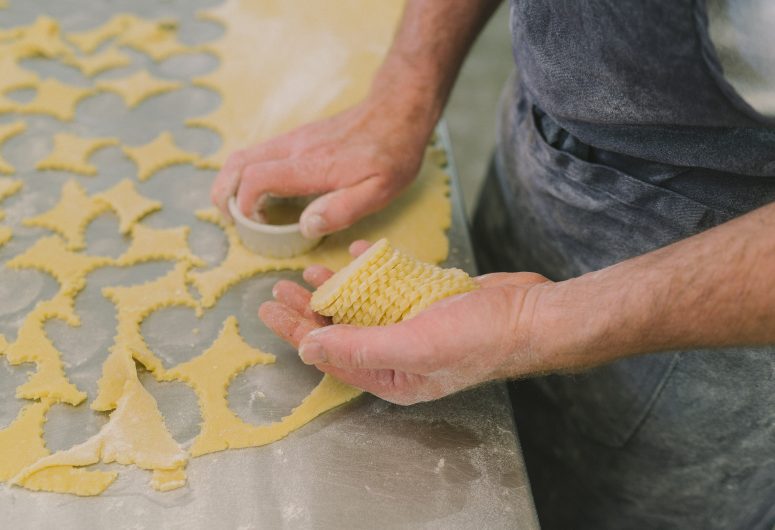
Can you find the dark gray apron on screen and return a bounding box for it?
[472,1,775,528]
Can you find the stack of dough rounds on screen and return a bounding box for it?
[310,239,478,326]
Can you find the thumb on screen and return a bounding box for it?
[299,177,392,238]
[298,320,436,373]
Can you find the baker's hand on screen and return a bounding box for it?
[210,94,432,239]
[259,242,554,405]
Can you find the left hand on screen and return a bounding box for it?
[259,242,553,405]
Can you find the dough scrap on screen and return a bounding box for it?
[0,399,52,482]
[189,149,451,309]
[311,239,478,326]
[36,133,119,176]
[0,53,39,93]
[95,263,199,398]
[116,224,205,267]
[0,121,26,174]
[13,358,188,495]
[162,316,361,456]
[116,18,192,62]
[97,70,181,109]
[20,465,118,496]
[6,235,112,298]
[7,16,70,59]
[20,78,97,122]
[0,226,10,247]
[0,176,23,201]
[63,46,132,77]
[122,131,198,181]
[65,14,135,54]
[22,179,109,250]
[0,300,88,405]
[94,179,162,234]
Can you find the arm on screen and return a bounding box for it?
[211,0,503,237]
[261,202,775,405]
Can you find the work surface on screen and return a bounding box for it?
[0,1,538,528]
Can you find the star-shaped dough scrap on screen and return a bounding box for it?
[97,70,181,108]
[13,359,187,495]
[36,133,119,176]
[20,78,97,122]
[1,303,87,406]
[0,53,39,93]
[23,179,109,249]
[116,18,192,62]
[6,235,112,298]
[0,176,22,202]
[63,46,131,77]
[116,224,205,267]
[162,316,276,456]
[122,132,199,181]
[93,263,199,392]
[0,121,26,174]
[94,179,162,234]
[9,16,71,59]
[0,226,11,247]
[65,14,135,54]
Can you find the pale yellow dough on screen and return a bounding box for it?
[0,121,26,174]
[97,70,181,109]
[13,355,187,495]
[0,226,10,247]
[23,179,109,250]
[122,131,199,181]
[0,177,22,240]
[116,18,192,62]
[20,78,97,122]
[65,14,135,54]
[63,46,132,77]
[36,134,119,176]
[94,179,162,234]
[0,53,38,93]
[116,224,205,267]
[0,400,52,482]
[162,316,361,456]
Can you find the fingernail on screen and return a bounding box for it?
[301,214,326,239]
[299,341,326,364]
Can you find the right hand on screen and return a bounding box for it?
[210,95,433,239]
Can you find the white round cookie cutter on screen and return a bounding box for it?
[228,196,322,258]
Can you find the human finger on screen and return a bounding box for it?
[348,240,372,257]
[258,301,321,348]
[271,279,329,325]
[299,177,393,239]
[303,265,333,288]
[211,149,248,219]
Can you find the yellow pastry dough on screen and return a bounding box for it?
[36,133,119,176]
[0,399,52,482]
[13,358,188,495]
[189,149,451,308]
[6,236,111,299]
[0,302,87,405]
[8,16,70,59]
[94,179,162,234]
[20,78,97,122]
[0,121,26,174]
[95,263,199,395]
[20,465,118,496]
[116,224,205,267]
[0,53,39,93]
[0,226,11,247]
[22,179,109,250]
[122,131,199,181]
[189,0,404,168]
[0,176,22,201]
[63,46,132,77]
[116,18,192,62]
[65,14,134,54]
[162,316,361,456]
[97,70,181,108]
[311,239,478,326]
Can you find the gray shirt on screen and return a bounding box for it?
[708,0,775,117]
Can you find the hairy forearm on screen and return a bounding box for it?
[368,0,503,136]
[533,201,775,371]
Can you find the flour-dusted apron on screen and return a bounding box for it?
[472,1,775,528]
